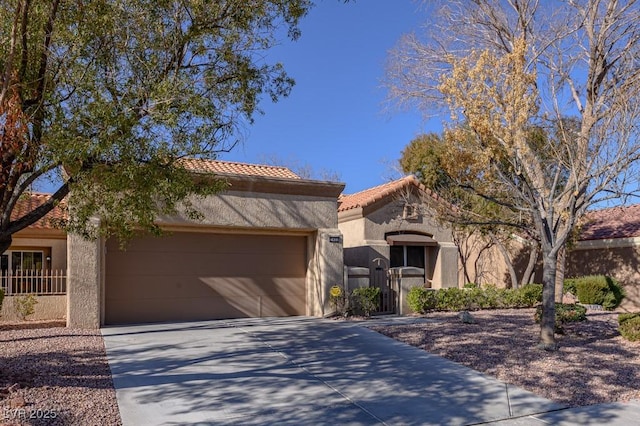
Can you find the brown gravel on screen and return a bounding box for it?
[0,321,122,426]
[371,309,640,408]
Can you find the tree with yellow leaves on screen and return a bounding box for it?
[387,0,640,350]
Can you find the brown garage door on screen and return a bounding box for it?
[105,232,307,324]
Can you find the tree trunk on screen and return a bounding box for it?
[0,234,12,255]
[539,250,558,350]
[491,234,519,289]
[521,243,539,287]
[554,245,566,303]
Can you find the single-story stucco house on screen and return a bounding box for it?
[338,176,459,313]
[2,160,345,328]
[5,167,640,326]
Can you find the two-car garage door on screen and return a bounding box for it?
[105,232,307,324]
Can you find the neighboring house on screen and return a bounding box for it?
[68,159,345,328]
[567,204,640,311]
[338,176,459,310]
[0,193,67,321]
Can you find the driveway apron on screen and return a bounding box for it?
[102,317,563,425]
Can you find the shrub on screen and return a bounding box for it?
[518,284,544,306]
[463,282,478,289]
[564,278,578,296]
[571,275,624,310]
[351,287,380,317]
[435,287,470,311]
[416,284,544,312]
[500,288,520,308]
[471,285,500,309]
[407,286,437,313]
[15,294,38,321]
[534,303,587,325]
[619,314,640,342]
[498,284,543,308]
[618,312,640,325]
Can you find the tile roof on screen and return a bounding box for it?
[11,193,68,230]
[579,204,640,241]
[179,158,301,180]
[338,175,435,212]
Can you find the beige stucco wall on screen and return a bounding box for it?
[339,195,459,289]
[363,199,455,245]
[1,295,66,322]
[307,229,344,317]
[67,231,102,328]
[68,185,345,328]
[8,233,67,271]
[457,232,512,287]
[568,241,640,311]
[157,191,339,230]
[339,216,366,248]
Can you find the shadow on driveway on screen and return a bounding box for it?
[101,317,625,425]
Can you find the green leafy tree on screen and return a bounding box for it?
[388,0,640,350]
[400,131,540,289]
[0,0,315,253]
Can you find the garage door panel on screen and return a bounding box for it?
[105,232,307,324]
[107,251,306,277]
[107,296,261,324]
[107,276,306,299]
[117,233,306,255]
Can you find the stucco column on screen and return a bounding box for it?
[308,228,344,317]
[434,242,459,289]
[67,231,102,329]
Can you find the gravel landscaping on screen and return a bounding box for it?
[0,321,121,426]
[371,308,640,408]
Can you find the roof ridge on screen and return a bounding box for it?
[193,158,294,171]
[179,158,301,180]
[338,175,423,212]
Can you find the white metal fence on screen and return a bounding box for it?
[0,270,66,295]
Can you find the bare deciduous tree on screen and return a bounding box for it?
[387,0,640,349]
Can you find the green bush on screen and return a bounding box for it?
[534,303,587,325]
[407,286,437,313]
[469,285,500,309]
[569,275,624,310]
[618,312,640,325]
[619,315,640,342]
[564,278,578,296]
[15,294,38,321]
[518,283,544,306]
[435,287,470,311]
[408,284,544,312]
[351,287,381,317]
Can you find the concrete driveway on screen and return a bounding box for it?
[101,317,620,425]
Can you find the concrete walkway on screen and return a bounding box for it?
[102,317,636,425]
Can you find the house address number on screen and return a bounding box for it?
[329,236,341,243]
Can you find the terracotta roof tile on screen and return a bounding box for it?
[11,193,68,230]
[179,158,301,180]
[338,176,434,212]
[579,204,640,240]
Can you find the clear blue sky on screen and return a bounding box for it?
[220,0,436,194]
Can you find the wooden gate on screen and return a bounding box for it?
[371,259,397,314]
